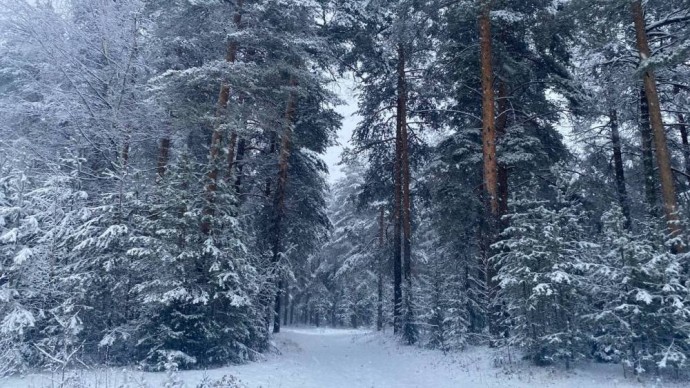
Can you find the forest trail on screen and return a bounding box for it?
[221,327,681,388]
[6,327,682,387]
[233,327,473,388]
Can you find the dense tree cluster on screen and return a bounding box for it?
[0,0,337,374]
[313,0,690,377]
[2,0,690,380]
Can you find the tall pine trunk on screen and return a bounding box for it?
[393,76,403,335]
[632,1,684,251]
[479,4,499,219]
[674,86,690,179]
[377,205,385,331]
[272,77,297,334]
[225,0,244,179]
[610,109,632,229]
[496,80,509,225]
[640,88,658,215]
[201,0,242,235]
[478,1,501,339]
[397,45,417,344]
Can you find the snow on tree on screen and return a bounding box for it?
[494,175,597,366]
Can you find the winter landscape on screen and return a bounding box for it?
[2,0,690,387]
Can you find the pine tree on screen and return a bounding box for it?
[130,152,264,368]
[494,176,595,365]
[588,206,690,374]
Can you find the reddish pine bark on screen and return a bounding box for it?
[632,0,684,251]
[272,77,298,334]
[201,0,243,235]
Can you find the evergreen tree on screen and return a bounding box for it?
[494,176,595,365]
[589,206,690,374]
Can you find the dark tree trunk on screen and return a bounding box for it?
[272,78,297,334]
[610,110,632,229]
[289,294,296,325]
[234,138,246,193]
[632,1,684,252]
[225,0,244,180]
[479,5,499,219]
[496,80,509,226]
[392,47,403,335]
[640,88,658,215]
[674,86,690,180]
[397,45,417,344]
[265,134,276,198]
[479,1,502,339]
[377,205,385,331]
[156,137,171,179]
[283,285,289,326]
[201,0,243,235]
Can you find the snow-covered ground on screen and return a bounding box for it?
[4,327,685,388]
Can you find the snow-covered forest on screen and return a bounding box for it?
[2,0,690,387]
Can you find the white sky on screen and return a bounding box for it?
[323,76,360,184]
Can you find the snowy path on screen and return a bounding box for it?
[222,328,663,388]
[5,327,684,387]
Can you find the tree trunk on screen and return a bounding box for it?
[156,137,171,179]
[496,80,509,225]
[265,134,276,198]
[283,284,289,326]
[610,110,632,229]
[272,78,297,334]
[632,1,684,251]
[226,132,238,179]
[674,86,690,180]
[225,1,244,182]
[640,88,658,215]
[201,0,243,235]
[377,205,385,331]
[479,4,499,219]
[479,1,502,339]
[392,49,403,335]
[679,114,690,179]
[397,44,416,344]
[234,138,246,193]
[289,294,296,325]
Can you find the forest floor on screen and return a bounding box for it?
[4,327,686,388]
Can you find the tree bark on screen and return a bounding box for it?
[225,1,244,182]
[265,134,276,197]
[156,137,171,179]
[632,1,684,251]
[610,109,632,229]
[479,0,502,339]
[397,44,416,344]
[393,72,403,335]
[640,87,658,215]
[674,86,690,180]
[479,4,499,219]
[234,138,246,193]
[377,205,385,331]
[679,114,690,179]
[282,283,289,326]
[496,80,509,225]
[201,0,243,235]
[272,77,297,334]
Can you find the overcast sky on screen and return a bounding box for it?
[323,76,360,184]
